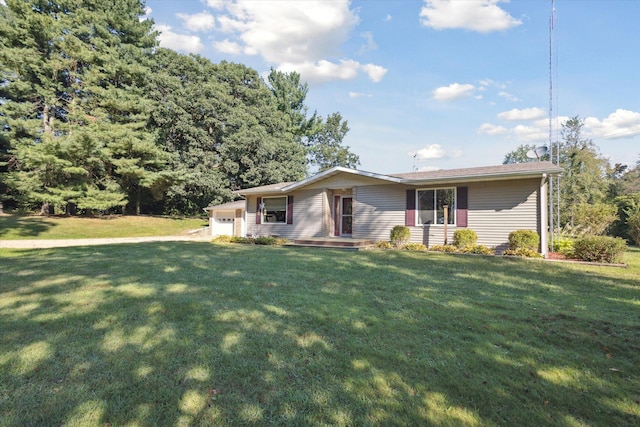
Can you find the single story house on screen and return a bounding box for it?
[204,200,246,237]
[232,161,563,256]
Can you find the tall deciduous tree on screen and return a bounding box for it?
[308,112,359,171]
[557,116,610,227]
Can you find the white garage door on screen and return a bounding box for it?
[212,213,234,236]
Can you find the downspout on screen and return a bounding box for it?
[540,173,549,258]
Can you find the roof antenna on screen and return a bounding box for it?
[412,153,418,171]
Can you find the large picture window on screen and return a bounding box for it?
[262,196,287,223]
[417,188,455,225]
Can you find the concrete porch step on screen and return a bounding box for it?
[291,237,374,249]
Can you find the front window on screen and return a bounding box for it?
[417,188,455,225]
[262,196,287,223]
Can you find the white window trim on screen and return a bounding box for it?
[261,196,287,224]
[416,187,457,226]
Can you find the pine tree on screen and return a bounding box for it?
[0,0,171,214]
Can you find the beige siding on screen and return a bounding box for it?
[354,179,540,251]
[353,184,407,241]
[467,179,540,252]
[246,189,324,239]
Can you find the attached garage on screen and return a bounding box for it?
[204,200,246,237]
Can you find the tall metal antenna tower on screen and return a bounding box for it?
[548,0,557,252]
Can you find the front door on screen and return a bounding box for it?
[340,197,353,236]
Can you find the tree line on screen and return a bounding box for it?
[503,116,640,245]
[0,0,359,216]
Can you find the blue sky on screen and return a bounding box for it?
[145,0,640,174]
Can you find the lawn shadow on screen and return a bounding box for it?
[0,215,56,238]
[0,243,638,426]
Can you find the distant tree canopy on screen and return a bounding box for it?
[503,116,640,242]
[0,0,359,215]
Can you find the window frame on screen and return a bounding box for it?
[261,196,287,224]
[416,187,457,226]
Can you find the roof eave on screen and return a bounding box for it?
[402,168,562,186]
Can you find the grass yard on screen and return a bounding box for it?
[1,244,639,426]
[0,215,207,240]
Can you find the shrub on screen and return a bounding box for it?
[503,248,543,259]
[453,229,477,249]
[254,236,278,245]
[212,235,233,243]
[429,244,458,253]
[552,238,575,258]
[230,236,255,244]
[403,242,427,251]
[461,245,494,255]
[390,225,410,248]
[375,240,394,249]
[573,236,627,263]
[628,211,640,246]
[568,202,618,237]
[508,230,539,251]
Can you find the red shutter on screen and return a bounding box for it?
[287,195,293,224]
[256,197,262,224]
[457,187,468,228]
[406,189,416,226]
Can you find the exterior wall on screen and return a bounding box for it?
[354,179,540,252]
[466,179,539,252]
[245,177,542,252]
[353,184,407,241]
[246,189,325,239]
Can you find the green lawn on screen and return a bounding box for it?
[1,244,638,426]
[0,215,208,240]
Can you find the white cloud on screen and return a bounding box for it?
[214,39,243,55]
[205,1,386,84]
[177,11,216,32]
[414,144,446,160]
[201,0,224,9]
[584,109,640,139]
[361,64,388,83]
[432,83,475,101]
[478,123,509,136]
[498,91,520,102]
[359,32,378,53]
[349,92,373,98]
[420,0,522,33]
[385,14,393,22]
[155,24,204,53]
[279,60,360,84]
[513,124,547,142]
[498,107,546,121]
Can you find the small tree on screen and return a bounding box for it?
[628,211,640,246]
